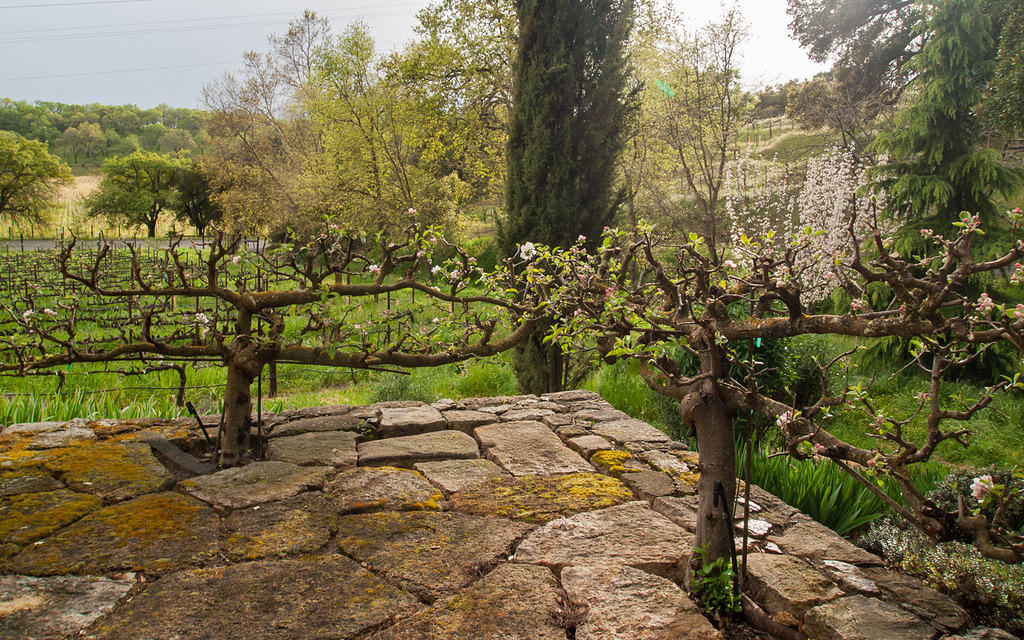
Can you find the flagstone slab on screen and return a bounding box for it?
[325,466,442,513]
[567,434,614,459]
[822,560,880,596]
[267,413,365,438]
[413,458,511,496]
[221,493,333,561]
[266,404,350,424]
[474,421,592,476]
[861,567,969,633]
[745,552,843,619]
[652,495,700,532]
[591,419,672,445]
[803,594,935,640]
[513,501,693,580]
[87,555,421,640]
[0,573,136,640]
[542,390,603,402]
[441,409,497,433]
[27,427,97,450]
[371,562,564,640]
[180,461,330,510]
[769,517,883,566]
[0,469,63,497]
[7,492,218,575]
[561,564,723,640]
[574,407,632,423]
[449,473,634,523]
[378,406,447,438]
[266,430,358,468]
[500,408,556,422]
[336,510,532,603]
[42,442,175,502]
[460,395,539,410]
[0,489,101,546]
[638,450,693,476]
[620,470,676,500]
[358,430,479,468]
[1,422,66,437]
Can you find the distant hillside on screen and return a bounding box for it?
[0,98,208,171]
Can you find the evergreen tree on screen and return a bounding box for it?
[501,0,638,393]
[501,0,637,255]
[870,0,1022,228]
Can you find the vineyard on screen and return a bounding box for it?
[0,232,522,436]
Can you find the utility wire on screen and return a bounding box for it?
[0,60,241,82]
[0,0,156,9]
[2,3,425,34]
[0,5,427,45]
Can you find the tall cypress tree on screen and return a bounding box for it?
[871,0,1022,229]
[501,0,638,393]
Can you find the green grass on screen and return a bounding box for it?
[754,130,833,164]
[740,440,947,537]
[581,359,690,442]
[822,362,1024,470]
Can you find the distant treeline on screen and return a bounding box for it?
[0,98,208,166]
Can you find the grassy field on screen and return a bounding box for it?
[2,174,183,241]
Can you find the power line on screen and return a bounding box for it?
[0,4,429,45]
[1,3,425,34]
[0,60,241,82]
[0,0,156,8]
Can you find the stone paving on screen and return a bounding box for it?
[0,391,1002,639]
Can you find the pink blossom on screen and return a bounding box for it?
[976,293,996,314]
[971,475,994,501]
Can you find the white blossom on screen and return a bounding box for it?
[971,475,994,502]
[519,242,537,260]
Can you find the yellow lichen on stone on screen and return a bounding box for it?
[413,491,444,511]
[6,491,219,576]
[448,472,633,523]
[41,442,173,500]
[0,489,101,545]
[556,473,634,506]
[590,450,633,477]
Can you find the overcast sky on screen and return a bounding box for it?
[0,0,828,109]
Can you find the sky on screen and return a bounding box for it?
[0,0,829,109]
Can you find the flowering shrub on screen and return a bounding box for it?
[861,517,1024,633]
[726,147,896,304]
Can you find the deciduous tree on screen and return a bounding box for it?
[642,7,753,254]
[0,131,72,226]
[174,159,223,235]
[3,225,546,467]
[86,150,188,238]
[539,204,1024,568]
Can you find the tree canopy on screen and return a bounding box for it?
[85,150,189,238]
[0,131,72,227]
[870,0,1022,227]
